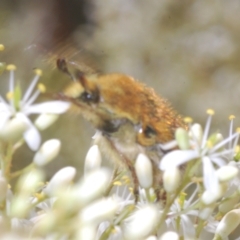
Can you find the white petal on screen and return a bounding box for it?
[22,74,40,103]
[201,184,225,205]
[202,156,219,192]
[0,112,11,129]
[211,157,227,167]
[160,150,199,171]
[23,123,41,151]
[181,214,195,239]
[209,131,239,154]
[24,101,70,114]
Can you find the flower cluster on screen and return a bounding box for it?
[1,46,240,240]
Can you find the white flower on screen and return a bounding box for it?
[0,66,70,150]
[166,183,199,239]
[160,110,239,194]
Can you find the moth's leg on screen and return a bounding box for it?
[93,131,139,202]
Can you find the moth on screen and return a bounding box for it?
[56,58,186,199]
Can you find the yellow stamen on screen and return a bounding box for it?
[128,187,133,194]
[235,145,240,153]
[113,181,122,186]
[34,69,42,76]
[184,117,193,123]
[206,140,213,148]
[206,109,215,115]
[121,175,129,180]
[6,91,13,100]
[124,178,131,184]
[229,115,236,120]
[121,175,131,184]
[0,44,5,51]
[38,83,46,93]
[178,192,187,209]
[34,193,45,201]
[6,64,16,71]
[236,128,240,133]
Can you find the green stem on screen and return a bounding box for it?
[212,234,222,240]
[104,167,119,196]
[4,143,13,180]
[99,225,115,240]
[195,219,205,238]
[10,162,35,179]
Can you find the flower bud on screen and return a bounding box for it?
[0,114,28,142]
[219,195,240,214]
[199,207,214,220]
[175,128,190,150]
[16,168,44,195]
[135,153,153,189]
[163,167,181,193]
[159,231,179,240]
[76,224,96,240]
[216,165,238,182]
[123,204,160,240]
[34,212,58,234]
[146,236,158,240]
[10,195,30,218]
[201,183,226,205]
[215,209,240,239]
[34,113,59,131]
[189,123,203,143]
[44,166,76,196]
[84,145,102,174]
[79,197,120,225]
[77,168,112,206]
[33,139,61,166]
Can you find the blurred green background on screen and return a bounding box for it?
[0,0,240,179]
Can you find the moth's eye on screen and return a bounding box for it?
[137,125,157,146]
[79,91,99,103]
[144,125,156,138]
